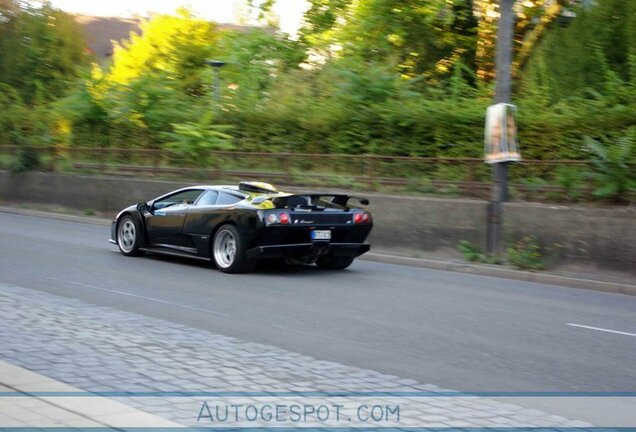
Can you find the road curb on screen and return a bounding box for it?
[362,253,636,296]
[2,206,634,296]
[0,206,111,227]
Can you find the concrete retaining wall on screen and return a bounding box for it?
[503,202,636,268]
[1,171,634,268]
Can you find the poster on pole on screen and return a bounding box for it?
[484,103,521,164]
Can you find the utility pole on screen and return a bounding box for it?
[487,0,515,255]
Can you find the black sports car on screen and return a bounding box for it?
[109,182,372,273]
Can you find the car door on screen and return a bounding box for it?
[145,189,204,249]
[182,190,246,256]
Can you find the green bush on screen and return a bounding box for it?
[457,240,485,262]
[457,240,502,265]
[162,112,234,168]
[584,134,636,202]
[555,166,586,202]
[10,147,41,173]
[506,236,546,271]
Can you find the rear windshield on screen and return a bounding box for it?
[286,195,345,210]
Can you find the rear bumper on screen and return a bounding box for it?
[247,243,371,260]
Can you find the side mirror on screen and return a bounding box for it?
[136,202,150,212]
[358,198,370,206]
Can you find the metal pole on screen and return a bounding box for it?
[213,69,220,107]
[487,0,515,255]
[205,60,226,112]
[494,0,514,106]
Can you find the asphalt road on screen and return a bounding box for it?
[1,211,635,394]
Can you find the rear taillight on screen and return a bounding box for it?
[353,212,371,224]
[265,212,291,225]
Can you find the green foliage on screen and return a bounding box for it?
[1,0,636,199]
[584,134,636,201]
[555,166,586,201]
[0,1,90,104]
[299,0,352,52]
[457,240,485,262]
[519,176,547,201]
[0,84,27,145]
[405,177,436,194]
[103,72,197,147]
[52,70,110,147]
[520,0,636,103]
[217,29,305,108]
[506,236,546,271]
[10,147,41,173]
[162,112,233,167]
[300,0,477,79]
[457,240,502,264]
[103,8,217,95]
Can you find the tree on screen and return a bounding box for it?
[0,83,27,145]
[81,9,225,148]
[298,0,352,55]
[520,0,636,103]
[102,8,218,95]
[215,28,305,110]
[0,1,90,104]
[300,0,478,80]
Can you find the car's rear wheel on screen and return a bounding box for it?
[316,255,354,270]
[212,224,256,273]
[117,215,142,256]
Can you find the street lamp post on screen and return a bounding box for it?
[487,0,515,255]
[205,60,227,108]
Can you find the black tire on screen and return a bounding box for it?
[116,215,143,256]
[212,224,256,273]
[316,255,355,270]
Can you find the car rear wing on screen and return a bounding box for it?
[253,194,370,209]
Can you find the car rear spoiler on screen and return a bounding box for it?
[253,194,370,208]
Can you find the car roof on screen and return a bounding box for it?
[187,185,242,193]
[175,184,285,200]
[189,185,237,190]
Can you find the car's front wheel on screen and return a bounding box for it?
[212,224,256,273]
[316,255,354,270]
[117,215,143,256]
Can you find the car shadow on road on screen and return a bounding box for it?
[130,251,355,277]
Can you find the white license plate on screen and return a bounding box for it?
[311,230,331,241]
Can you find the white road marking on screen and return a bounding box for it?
[567,323,636,338]
[45,277,231,317]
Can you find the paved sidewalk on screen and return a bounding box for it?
[0,282,606,428]
[0,360,182,428]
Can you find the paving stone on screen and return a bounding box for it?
[0,283,595,428]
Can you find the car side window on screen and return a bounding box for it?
[195,190,219,206]
[216,192,244,205]
[153,190,204,210]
